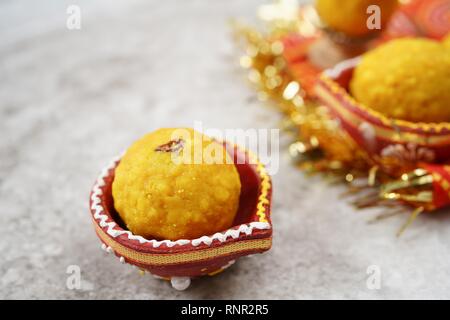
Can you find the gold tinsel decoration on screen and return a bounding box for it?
[231,0,443,235]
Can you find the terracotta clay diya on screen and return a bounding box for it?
[89,142,272,290]
[315,58,450,167]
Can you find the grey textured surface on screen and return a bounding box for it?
[1,0,450,300]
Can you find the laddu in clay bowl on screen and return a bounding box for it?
[315,37,450,169]
[89,128,272,290]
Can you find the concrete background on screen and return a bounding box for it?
[1,0,450,299]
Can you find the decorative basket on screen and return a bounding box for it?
[89,142,272,290]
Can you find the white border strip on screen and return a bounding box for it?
[323,57,361,79]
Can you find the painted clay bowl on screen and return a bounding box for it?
[89,142,272,290]
[315,58,450,167]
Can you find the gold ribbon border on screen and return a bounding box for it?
[316,79,450,146]
[318,75,450,136]
[95,222,272,266]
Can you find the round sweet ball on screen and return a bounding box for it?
[315,0,399,37]
[112,128,241,240]
[350,38,450,123]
